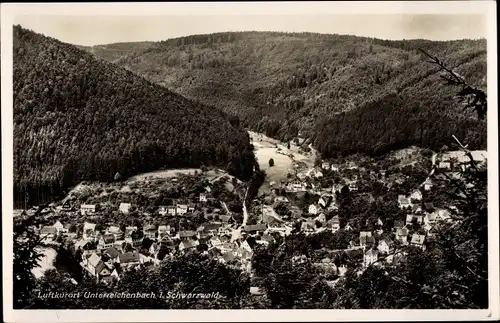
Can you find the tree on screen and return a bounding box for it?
[268,158,274,167]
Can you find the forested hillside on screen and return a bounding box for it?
[94,31,487,156]
[13,26,256,207]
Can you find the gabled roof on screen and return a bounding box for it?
[396,228,409,236]
[108,226,121,233]
[242,224,267,232]
[143,224,156,231]
[222,252,236,263]
[88,253,101,268]
[119,202,131,208]
[180,239,199,249]
[101,234,115,244]
[119,252,140,263]
[360,231,372,238]
[95,260,107,274]
[411,234,426,245]
[40,226,57,235]
[179,230,197,238]
[81,204,96,209]
[158,225,169,231]
[104,247,120,258]
[83,222,96,231]
[366,249,378,257]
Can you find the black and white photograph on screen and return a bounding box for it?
[2,1,498,322]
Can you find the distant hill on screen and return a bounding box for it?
[77,41,154,63]
[85,31,487,157]
[13,26,255,207]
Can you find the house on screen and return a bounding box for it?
[119,203,131,214]
[61,200,73,211]
[331,215,340,232]
[344,222,353,231]
[359,231,375,247]
[130,231,144,247]
[274,196,289,203]
[406,214,423,225]
[346,161,358,170]
[103,247,120,263]
[377,239,394,254]
[318,196,328,208]
[395,228,409,245]
[314,213,327,226]
[394,220,404,230]
[242,224,267,235]
[176,204,188,215]
[40,226,57,243]
[307,168,323,178]
[188,204,196,213]
[205,186,212,193]
[376,218,383,227]
[158,225,171,240]
[301,220,315,234]
[83,222,97,241]
[434,209,452,222]
[80,204,96,216]
[83,253,102,276]
[424,213,437,225]
[178,230,197,240]
[364,249,378,268]
[53,220,66,233]
[331,164,340,172]
[410,190,423,201]
[219,215,231,223]
[165,206,176,216]
[398,195,411,209]
[107,226,123,240]
[423,179,434,191]
[199,223,223,236]
[149,243,161,258]
[438,161,451,170]
[308,204,319,215]
[321,162,331,170]
[411,234,426,250]
[98,234,115,249]
[118,251,141,267]
[158,206,169,216]
[143,225,156,240]
[220,251,237,264]
[348,182,358,192]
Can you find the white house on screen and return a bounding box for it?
[98,234,115,249]
[364,249,378,268]
[438,161,451,170]
[176,204,188,215]
[199,194,208,203]
[314,213,326,226]
[411,234,426,250]
[377,239,394,254]
[80,204,96,216]
[410,190,423,201]
[331,216,340,232]
[83,222,97,241]
[308,204,319,215]
[397,195,411,209]
[321,162,331,170]
[158,206,169,216]
[331,164,340,172]
[119,203,131,214]
[158,225,171,240]
[40,226,57,243]
[395,228,409,245]
[423,179,434,191]
[53,220,67,234]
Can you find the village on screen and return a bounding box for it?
[18,142,487,293]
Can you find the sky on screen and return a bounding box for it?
[14,14,487,46]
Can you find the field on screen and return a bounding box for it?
[249,131,316,195]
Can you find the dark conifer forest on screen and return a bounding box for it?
[13,26,256,207]
[93,31,486,157]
